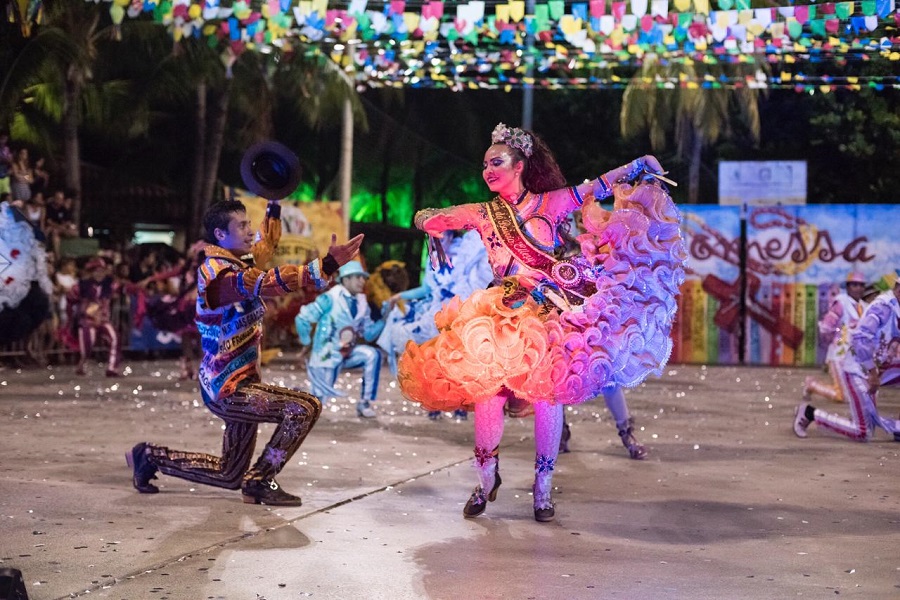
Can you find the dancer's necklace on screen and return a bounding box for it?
[505,190,527,205]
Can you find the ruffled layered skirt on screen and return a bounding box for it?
[397,181,686,411]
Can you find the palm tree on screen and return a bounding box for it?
[2,3,364,238]
[0,2,134,227]
[177,43,365,239]
[261,47,367,199]
[621,54,765,203]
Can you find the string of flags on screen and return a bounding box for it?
[93,0,900,90]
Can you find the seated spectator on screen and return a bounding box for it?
[45,190,77,255]
[31,156,49,198]
[10,147,33,203]
[0,133,11,195]
[23,192,46,243]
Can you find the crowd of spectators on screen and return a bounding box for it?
[0,132,205,365]
[0,133,330,368]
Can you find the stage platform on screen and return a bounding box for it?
[1,357,898,599]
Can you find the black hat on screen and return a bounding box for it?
[240,141,302,200]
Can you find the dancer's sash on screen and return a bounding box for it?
[486,197,596,306]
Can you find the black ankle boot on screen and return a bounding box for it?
[532,484,555,522]
[241,479,303,506]
[463,466,501,518]
[618,418,648,460]
[126,442,159,494]
[559,421,571,453]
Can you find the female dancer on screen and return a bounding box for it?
[399,123,685,522]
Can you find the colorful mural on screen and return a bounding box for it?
[674,204,899,366]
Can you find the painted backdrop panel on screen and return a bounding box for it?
[673,204,897,366]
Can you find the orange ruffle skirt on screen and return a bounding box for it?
[398,181,687,411]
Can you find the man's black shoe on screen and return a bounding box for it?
[126,442,159,494]
[241,479,303,506]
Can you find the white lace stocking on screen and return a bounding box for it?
[533,402,563,505]
[473,394,505,489]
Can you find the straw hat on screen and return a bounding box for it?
[845,271,866,284]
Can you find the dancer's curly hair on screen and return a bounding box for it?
[496,129,566,193]
[367,260,410,312]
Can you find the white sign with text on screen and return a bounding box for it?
[718,161,807,205]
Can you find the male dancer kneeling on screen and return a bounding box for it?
[127,199,363,505]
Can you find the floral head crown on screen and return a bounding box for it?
[491,123,533,158]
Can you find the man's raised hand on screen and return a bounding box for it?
[328,233,365,267]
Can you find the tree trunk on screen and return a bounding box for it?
[190,79,231,241]
[189,80,207,242]
[378,127,396,224]
[201,81,230,205]
[688,132,702,204]
[63,68,82,229]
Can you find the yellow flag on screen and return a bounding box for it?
[747,21,764,36]
[716,11,731,28]
[509,1,525,21]
[403,12,420,31]
[559,15,583,35]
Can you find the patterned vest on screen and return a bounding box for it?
[196,246,266,402]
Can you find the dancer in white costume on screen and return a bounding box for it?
[378,230,493,420]
[377,230,493,376]
[794,271,900,442]
[0,199,53,343]
[802,271,868,403]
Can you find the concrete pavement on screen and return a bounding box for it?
[1,357,899,599]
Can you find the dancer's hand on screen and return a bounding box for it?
[413,209,447,238]
[641,155,664,174]
[251,216,282,266]
[296,345,310,368]
[327,233,365,267]
[385,293,401,311]
[866,368,880,393]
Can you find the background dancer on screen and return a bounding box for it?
[561,385,647,459]
[127,199,363,506]
[803,271,868,403]
[365,259,409,320]
[378,230,492,420]
[295,260,388,418]
[144,241,208,380]
[556,215,647,459]
[400,123,685,522]
[68,256,142,377]
[794,270,900,443]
